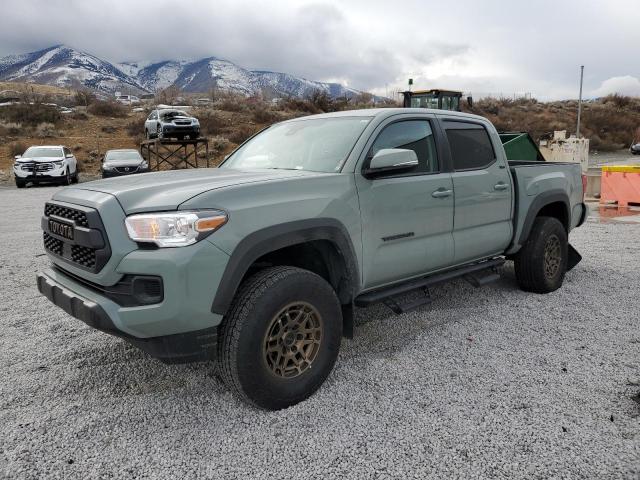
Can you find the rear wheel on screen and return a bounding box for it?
[218,266,342,410]
[514,216,568,293]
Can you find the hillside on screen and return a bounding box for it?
[1,92,639,182]
[467,95,640,151]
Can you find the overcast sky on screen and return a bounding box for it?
[2,0,639,100]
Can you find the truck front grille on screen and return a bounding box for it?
[114,166,138,174]
[45,203,89,227]
[43,232,63,256]
[42,202,111,273]
[71,245,97,269]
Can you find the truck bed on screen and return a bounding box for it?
[507,160,585,254]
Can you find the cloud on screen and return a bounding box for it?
[0,0,639,99]
[591,76,640,98]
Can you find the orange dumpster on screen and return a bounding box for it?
[600,165,640,207]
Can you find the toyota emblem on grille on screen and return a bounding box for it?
[125,167,130,172]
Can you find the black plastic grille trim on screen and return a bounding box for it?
[71,245,97,269]
[43,232,63,256]
[45,203,89,227]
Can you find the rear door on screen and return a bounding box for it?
[355,115,454,289]
[442,119,512,263]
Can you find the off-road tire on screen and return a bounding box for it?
[145,129,150,140]
[218,266,342,410]
[514,216,567,293]
[15,178,26,188]
[71,170,79,184]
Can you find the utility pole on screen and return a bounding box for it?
[576,65,584,138]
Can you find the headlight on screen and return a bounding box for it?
[125,210,227,247]
[102,163,114,171]
[140,161,148,169]
[53,160,64,167]
[192,119,200,125]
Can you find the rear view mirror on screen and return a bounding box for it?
[364,148,418,178]
[14,155,21,160]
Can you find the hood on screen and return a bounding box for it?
[17,156,63,163]
[61,168,317,213]
[103,159,144,166]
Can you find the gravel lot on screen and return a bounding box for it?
[1,185,639,479]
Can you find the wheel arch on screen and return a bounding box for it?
[211,218,359,316]
[518,190,571,246]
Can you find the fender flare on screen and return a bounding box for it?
[211,218,359,316]
[517,189,571,245]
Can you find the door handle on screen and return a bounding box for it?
[494,183,509,191]
[431,189,453,198]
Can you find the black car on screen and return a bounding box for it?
[631,142,640,155]
[101,149,149,178]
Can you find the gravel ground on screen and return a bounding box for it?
[1,185,639,479]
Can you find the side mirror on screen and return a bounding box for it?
[363,148,418,178]
[14,155,21,160]
[65,154,73,158]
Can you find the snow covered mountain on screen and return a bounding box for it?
[0,45,145,94]
[0,45,363,99]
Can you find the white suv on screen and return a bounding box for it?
[13,145,79,188]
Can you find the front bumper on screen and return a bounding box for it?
[37,271,218,363]
[14,164,67,180]
[161,125,200,137]
[37,235,229,362]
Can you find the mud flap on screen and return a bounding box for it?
[567,244,582,271]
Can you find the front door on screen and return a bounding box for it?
[442,120,513,263]
[356,118,454,289]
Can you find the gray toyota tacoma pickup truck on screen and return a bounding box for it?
[37,108,588,410]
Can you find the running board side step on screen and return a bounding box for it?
[355,258,505,314]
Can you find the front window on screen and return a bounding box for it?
[23,147,62,158]
[222,117,371,173]
[104,150,142,161]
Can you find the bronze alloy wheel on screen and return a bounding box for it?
[543,234,562,279]
[263,302,323,379]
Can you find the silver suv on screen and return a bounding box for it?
[144,109,200,141]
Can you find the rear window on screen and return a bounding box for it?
[444,122,495,170]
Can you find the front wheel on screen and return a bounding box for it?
[514,216,568,293]
[218,266,342,410]
[61,168,71,186]
[15,177,26,188]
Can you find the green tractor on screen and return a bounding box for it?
[401,88,466,111]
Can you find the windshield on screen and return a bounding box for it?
[161,110,188,120]
[222,117,371,173]
[104,150,142,161]
[22,147,62,158]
